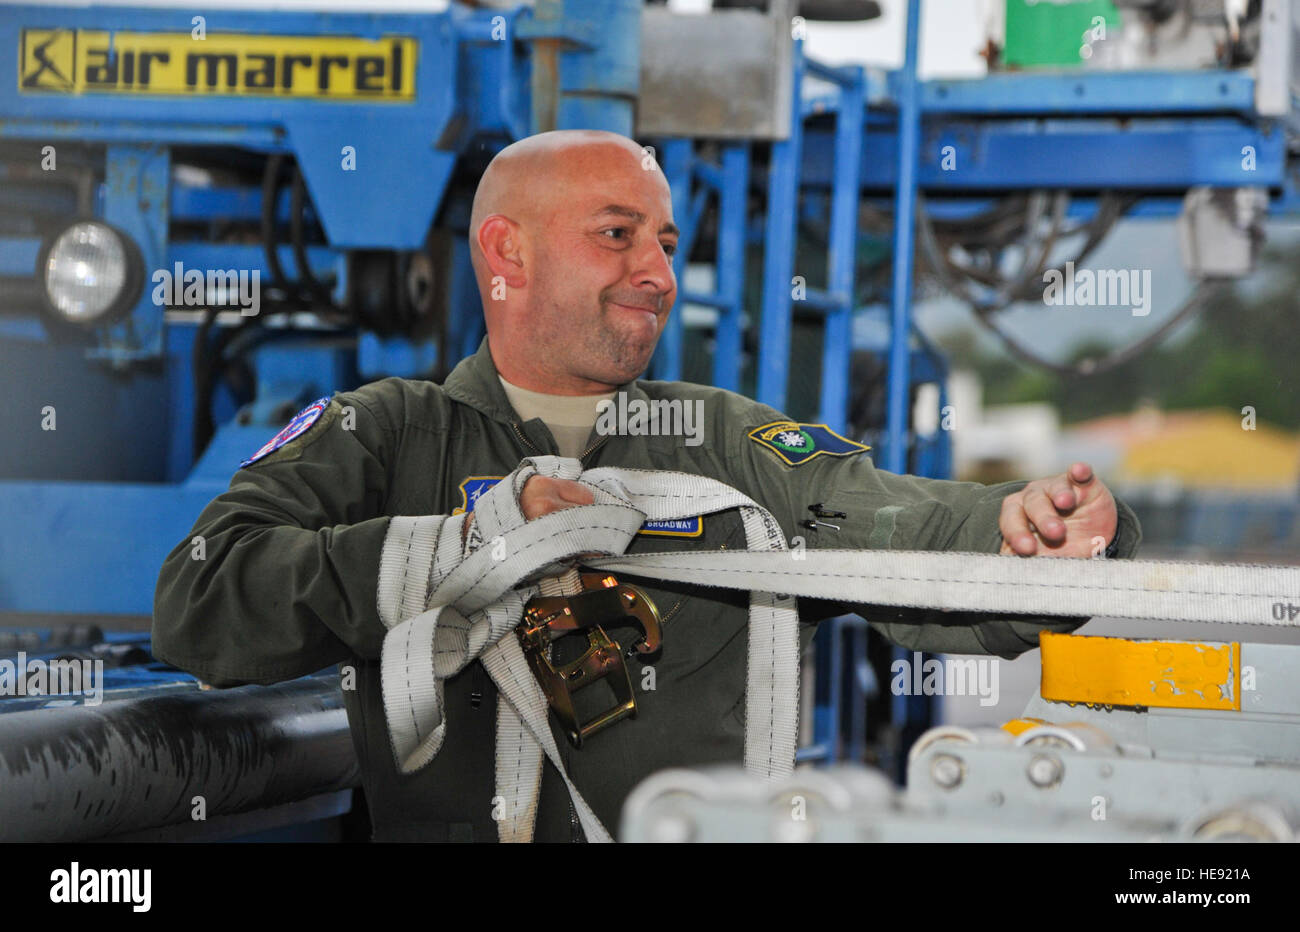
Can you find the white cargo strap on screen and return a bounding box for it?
[585,548,1300,628]
[490,567,582,843]
[377,458,1300,845]
[375,456,799,843]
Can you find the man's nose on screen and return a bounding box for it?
[630,238,675,298]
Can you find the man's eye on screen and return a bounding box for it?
[662,242,677,257]
[601,228,628,242]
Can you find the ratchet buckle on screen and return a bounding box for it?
[517,572,662,748]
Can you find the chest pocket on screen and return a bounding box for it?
[615,508,751,685]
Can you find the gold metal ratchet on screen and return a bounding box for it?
[516,572,662,748]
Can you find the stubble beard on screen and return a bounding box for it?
[591,300,659,382]
[529,293,659,387]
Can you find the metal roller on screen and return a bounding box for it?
[1013,722,1118,755]
[1183,800,1300,842]
[908,724,1014,766]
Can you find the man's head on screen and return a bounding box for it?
[469,130,678,394]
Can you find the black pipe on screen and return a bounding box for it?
[260,153,296,301]
[0,674,359,842]
[191,303,224,459]
[290,165,335,309]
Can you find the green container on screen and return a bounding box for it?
[1003,0,1121,68]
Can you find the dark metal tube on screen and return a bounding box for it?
[0,675,359,842]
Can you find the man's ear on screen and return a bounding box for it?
[476,215,527,291]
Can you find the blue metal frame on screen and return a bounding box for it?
[0,6,483,248]
[0,1,587,614]
[803,117,1285,190]
[757,38,806,411]
[881,0,930,778]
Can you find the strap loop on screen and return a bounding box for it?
[377,456,801,842]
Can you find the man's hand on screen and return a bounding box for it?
[519,475,595,518]
[461,476,594,544]
[998,461,1117,558]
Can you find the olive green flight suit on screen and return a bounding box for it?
[152,337,1142,841]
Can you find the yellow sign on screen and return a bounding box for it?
[1039,632,1240,712]
[20,29,417,101]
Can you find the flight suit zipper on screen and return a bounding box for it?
[509,420,610,465]
[510,421,543,455]
[578,433,609,464]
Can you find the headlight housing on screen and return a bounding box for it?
[37,220,144,328]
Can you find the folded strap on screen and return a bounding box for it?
[376,457,801,842]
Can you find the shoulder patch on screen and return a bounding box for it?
[452,476,505,514]
[240,397,332,468]
[748,420,870,466]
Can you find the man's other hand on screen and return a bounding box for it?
[998,461,1118,558]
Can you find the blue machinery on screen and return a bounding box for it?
[0,0,1293,787]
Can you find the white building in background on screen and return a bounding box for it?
[945,369,1062,481]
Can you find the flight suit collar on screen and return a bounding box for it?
[442,336,522,426]
[442,336,650,457]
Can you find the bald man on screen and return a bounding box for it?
[153,130,1141,842]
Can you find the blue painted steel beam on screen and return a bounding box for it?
[0,325,352,612]
[817,63,863,432]
[678,290,731,310]
[887,0,926,777]
[713,144,749,393]
[169,184,320,224]
[693,158,725,192]
[0,236,39,276]
[757,38,806,411]
[551,0,641,136]
[0,478,226,614]
[913,69,1258,115]
[1,122,284,150]
[871,192,1300,220]
[796,287,852,315]
[801,118,1286,190]
[847,622,869,763]
[454,4,531,142]
[99,144,169,359]
[805,58,859,88]
[886,0,921,477]
[653,137,691,381]
[0,318,44,342]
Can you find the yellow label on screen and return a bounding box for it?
[20,28,417,100]
[1039,632,1240,712]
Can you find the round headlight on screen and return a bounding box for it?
[38,220,143,327]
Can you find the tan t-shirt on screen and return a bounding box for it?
[498,375,616,459]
